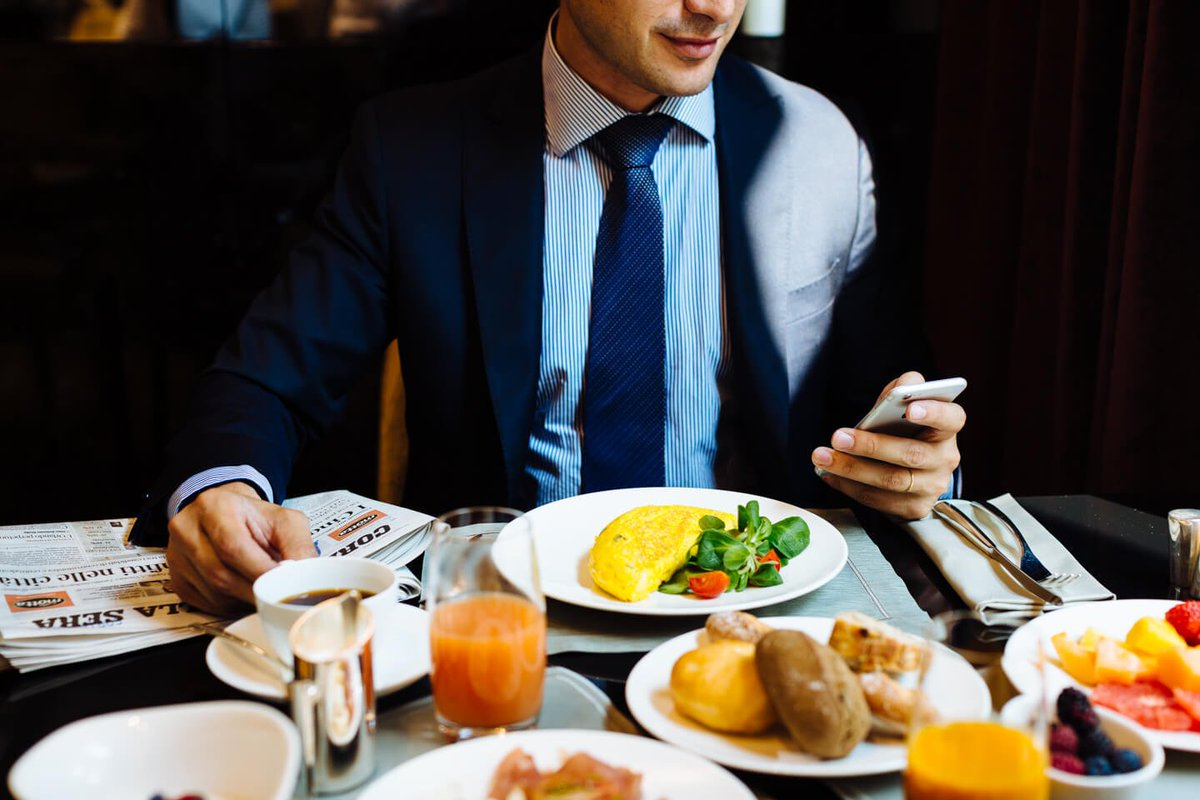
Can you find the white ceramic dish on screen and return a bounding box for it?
[1001,694,1164,800]
[206,602,430,700]
[1002,598,1200,752]
[625,616,991,777]
[495,487,847,616]
[8,701,299,800]
[357,728,755,800]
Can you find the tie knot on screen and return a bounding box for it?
[594,113,676,171]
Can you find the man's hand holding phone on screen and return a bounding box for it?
[811,372,966,520]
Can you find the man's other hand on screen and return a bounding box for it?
[811,371,965,520]
[166,482,317,615]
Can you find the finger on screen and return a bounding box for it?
[816,469,931,521]
[167,542,227,613]
[813,447,938,496]
[177,528,257,606]
[265,507,318,560]
[905,400,967,439]
[873,370,926,404]
[829,428,955,474]
[206,514,281,583]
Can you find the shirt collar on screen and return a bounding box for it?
[542,16,716,158]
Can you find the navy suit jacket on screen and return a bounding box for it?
[131,50,923,546]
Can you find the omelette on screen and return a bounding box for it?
[589,505,736,602]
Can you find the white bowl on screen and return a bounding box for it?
[1001,694,1165,800]
[8,701,300,800]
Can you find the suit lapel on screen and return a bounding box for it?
[463,51,545,505]
[713,60,791,489]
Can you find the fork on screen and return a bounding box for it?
[932,502,1063,605]
[973,499,1080,587]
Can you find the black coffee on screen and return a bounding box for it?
[280,588,375,606]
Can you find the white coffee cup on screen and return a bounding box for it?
[253,558,399,662]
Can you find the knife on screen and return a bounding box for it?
[932,501,1064,606]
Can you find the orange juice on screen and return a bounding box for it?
[905,722,1047,800]
[429,592,546,729]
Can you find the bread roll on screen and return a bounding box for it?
[670,640,778,735]
[705,611,773,644]
[756,630,871,758]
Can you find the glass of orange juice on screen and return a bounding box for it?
[425,506,545,741]
[905,610,1048,800]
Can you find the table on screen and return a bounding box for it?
[0,495,1192,798]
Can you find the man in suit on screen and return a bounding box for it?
[134,0,965,614]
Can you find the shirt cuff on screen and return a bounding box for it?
[938,466,963,501]
[167,465,274,518]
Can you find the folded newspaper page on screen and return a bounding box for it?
[0,490,433,672]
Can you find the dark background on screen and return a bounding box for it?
[1,0,1194,526]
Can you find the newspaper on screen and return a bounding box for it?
[0,490,433,672]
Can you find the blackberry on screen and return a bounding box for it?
[1049,722,1079,753]
[1084,755,1115,776]
[1111,748,1144,774]
[1078,727,1117,758]
[1050,752,1085,774]
[1057,687,1099,731]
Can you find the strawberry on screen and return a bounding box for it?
[1166,601,1200,646]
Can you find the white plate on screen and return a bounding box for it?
[496,487,847,616]
[205,602,430,700]
[1002,598,1200,752]
[357,728,755,800]
[625,616,991,777]
[8,701,299,800]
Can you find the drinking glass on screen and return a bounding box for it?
[905,610,1048,800]
[424,506,546,741]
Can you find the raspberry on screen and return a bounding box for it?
[1050,752,1085,774]
[1166,601,1200,646]
[1058,687,1100,731]
[1049,722,1079,753]
[1111,748,1144,773]
[1083,755,1114,776]
[1078,727,1117,758]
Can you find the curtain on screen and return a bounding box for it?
[924,0,1200,509]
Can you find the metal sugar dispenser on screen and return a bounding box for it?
[1168,509,1200,600]
[288,590,376,795]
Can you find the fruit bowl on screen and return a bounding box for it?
[1001,694,1164,800]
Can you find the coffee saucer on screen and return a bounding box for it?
[205,603,430,700]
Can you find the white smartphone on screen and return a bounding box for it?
[855,377,967,437]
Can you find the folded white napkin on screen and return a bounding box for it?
[905,494,1114,625]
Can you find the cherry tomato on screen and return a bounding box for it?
[688,571,730,599]
[757,550,781,567]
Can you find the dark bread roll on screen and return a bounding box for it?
[755,629,871,758]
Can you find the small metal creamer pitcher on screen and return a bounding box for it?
[288,591,376,796]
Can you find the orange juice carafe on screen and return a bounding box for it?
[905,721,1048,800]
[429,592,547,729]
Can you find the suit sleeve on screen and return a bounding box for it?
[130,103,394,545]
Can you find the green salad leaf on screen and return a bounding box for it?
[657,501,812,597]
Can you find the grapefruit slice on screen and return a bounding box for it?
[1092,681,1193,731]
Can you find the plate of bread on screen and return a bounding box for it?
[625,611,990,777]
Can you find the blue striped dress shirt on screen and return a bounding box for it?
[526,27,728,506]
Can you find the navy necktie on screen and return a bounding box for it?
[580,113,675,492]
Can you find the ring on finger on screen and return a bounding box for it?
[904,468,915,493]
